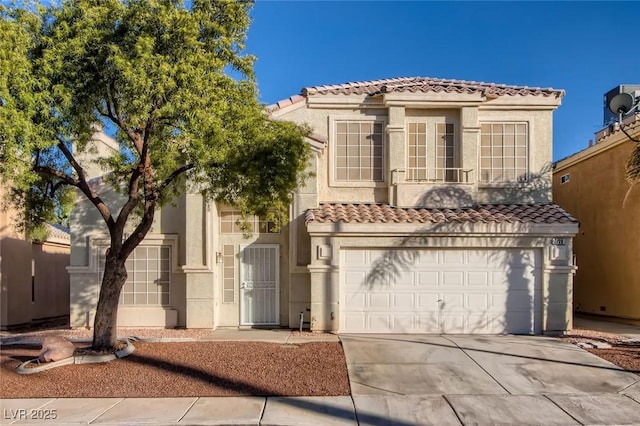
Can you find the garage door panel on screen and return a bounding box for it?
[418,271,439,286]
[468,272,490,287]
[344,314,367,331]
[344,250,367,264]
[443,293,464,309]
[443,271,464,286]
[418,293,440,308]
[393,270,415,286]
[369,293,391,309]
[345,270,367,287]
[418,314,439,330]
[467,314,489,333]
[394,315,415,331]
[467,294,489,309]
[443,251,465,264]
[468,251,489,265]
[394,293,415,309]
[442,315,465,333]
[504,313,534,334]
[369,314,392,330]
[505,271,535,290]
[341,248,541,334]
[418,251,439,264]
[345,292,366,309]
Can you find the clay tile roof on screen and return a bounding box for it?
[268,77,564,114]
[46,223,70,242]
[266,94,307,113]
[305,203,577,225]
[301,76,564,98]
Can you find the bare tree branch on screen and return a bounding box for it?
[33,165,79,187]
[158,163,195,194]
[56,137,86,182]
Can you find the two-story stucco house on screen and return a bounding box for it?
[69,77,579,334]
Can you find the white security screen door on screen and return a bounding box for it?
[240,244,279,325]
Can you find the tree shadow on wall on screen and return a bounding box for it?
[360,164,557,334]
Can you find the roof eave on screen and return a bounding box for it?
[306,221,579,236]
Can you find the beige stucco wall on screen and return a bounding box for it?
[554,127,640,321]
[0,188,70,330]
[273,93,557,209]
[68,186,192,328]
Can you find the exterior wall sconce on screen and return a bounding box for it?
[216,252,223,264]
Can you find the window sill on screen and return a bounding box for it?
[329,181,387,188]
[478,182,530,189]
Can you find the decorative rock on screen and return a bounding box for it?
[576,341,612,349]
[39,336,75,362]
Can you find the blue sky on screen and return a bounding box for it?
[245,1,640,161]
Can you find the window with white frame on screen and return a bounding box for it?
[334,121,384,182]
[480,123,528,183]
[407,123,427,181]
[99,245,171,306]
[407,122,457,182]
[222,245,235,303]
[219,211,278,234]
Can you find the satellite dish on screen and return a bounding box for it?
[608,92,635,115]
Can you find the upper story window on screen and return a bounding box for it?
[219,210,278,234]
[334,121,384,182]
[407,122,458,182]
[480,123,528,183]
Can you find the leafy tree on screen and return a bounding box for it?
[626,129,640,185]
[0,0,310,350]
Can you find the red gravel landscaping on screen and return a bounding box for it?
[0,341,350,398]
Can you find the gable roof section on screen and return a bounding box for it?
[268,76,565,113]
[305,203,577,225]
[303,77,565,98]
[42,223,70,245]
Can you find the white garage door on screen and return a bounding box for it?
[340,248,541,334]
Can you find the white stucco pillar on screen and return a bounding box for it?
[387,106,406,205]
[308,235,339,332]
[182,194,215,329]
[460,106,480,186]
[542,239,577,334]
[308,264,338,332]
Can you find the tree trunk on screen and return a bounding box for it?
[92,254,128,351]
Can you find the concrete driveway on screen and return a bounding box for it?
[341,335,640,426]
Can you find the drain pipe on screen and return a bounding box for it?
[299,311,304,333]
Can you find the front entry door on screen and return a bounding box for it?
[240,244,279,325]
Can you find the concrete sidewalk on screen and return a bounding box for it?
[4,392,640,425]
[0,396,357,426]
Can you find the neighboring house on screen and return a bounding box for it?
[553,107,640,324]
[69,76,579,334]
[0,186,71,330]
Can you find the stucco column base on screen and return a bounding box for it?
[308,265,338,332]
[184,272,215,329]
[543,265,576,333]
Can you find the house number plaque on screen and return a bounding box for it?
[551,238,566,246]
